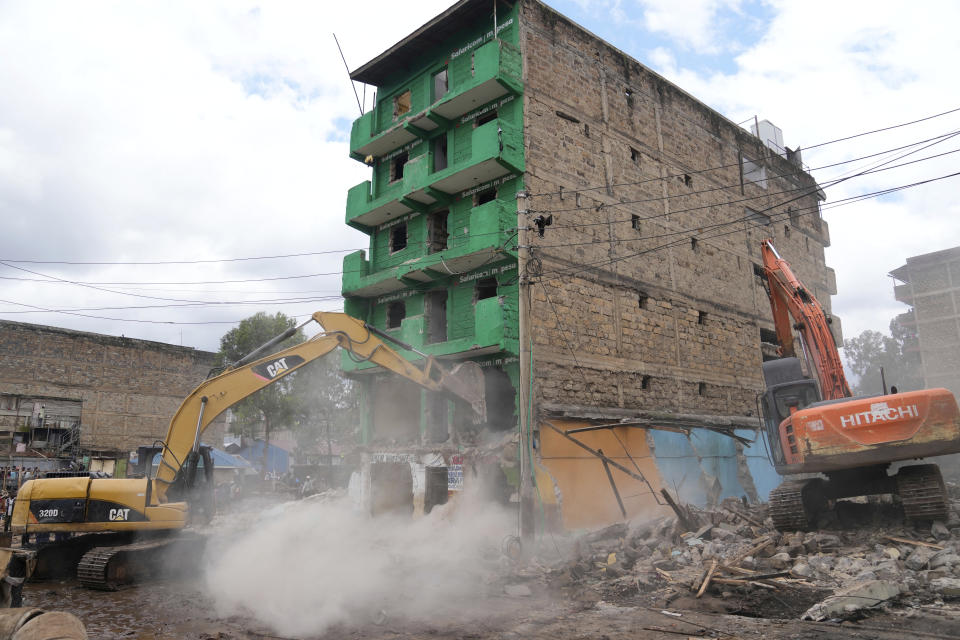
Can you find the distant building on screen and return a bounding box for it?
[891,245,960,397]
[0,320,225,468]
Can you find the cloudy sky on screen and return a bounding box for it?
[1,0,958,356]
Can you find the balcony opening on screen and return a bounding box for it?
[484,368,516,431]
[641,375,651,390]
[427,210,449,254]
[476,109,497,127]
[425,393,449,444]
[433,68,448,102]
[475,187,497,206]
[391,152,408,182]
[393,90,411,120]
[432,136,448,172]
[426,290,447,344]
[631,214,641,231]
[476,277,498,301]
[387,301,406,329]
[390,222,408,253]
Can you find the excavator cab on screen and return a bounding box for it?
[760,357,820,468]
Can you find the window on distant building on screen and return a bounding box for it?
[425,291,447,343]
[432,136,448,172]
[387,301,406,329]
[476,277,498,301]
[391,152,408,182]
[390,223,407,253]
[427,210,448,254]
[393,90,411,119]
[475,187,496,206]
[433,68,448,102]
[476,109,497,127]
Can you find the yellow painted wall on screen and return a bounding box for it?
[537,419,670,530]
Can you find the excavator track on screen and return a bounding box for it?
[770,478,825,531]
[76,547,127,591]
[897,464,949,522]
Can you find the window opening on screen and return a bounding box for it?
[393,90,411,119]
[690,237,698,251]
[476,109,497,127]
[684,174,692,187]
[391,152,408,182]
[742,156,767,189]
[426,291,447,344]
[476,277,498,301]
[638,293,649,309]
[784,225,791,238]
[759,328,778,344]
[475,187,497,206]
[698,382,707,396]
[583,123,590,138]
[433,68,448,102]
[745,208,771,226]
[631,214,641,231]
[390,223,408,253]
[427,210,449,254]
[698,311,707,325]
[433,136,448,172]
[641,375,651,390]
[753,263,766,278]
[387,301,406,329]
[630,147,640,163]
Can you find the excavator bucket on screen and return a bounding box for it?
[425,359,487,422]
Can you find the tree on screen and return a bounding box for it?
[843,317,922,395]
[218,312,305,471]
[217,311,360,473]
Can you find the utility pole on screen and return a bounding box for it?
[516,190,535,541]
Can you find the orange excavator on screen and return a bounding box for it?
[759,239,960,530]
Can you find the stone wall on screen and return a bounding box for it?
[0,320,223,453]
[520,0,839,420]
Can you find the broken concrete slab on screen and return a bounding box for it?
[801,580,901,621]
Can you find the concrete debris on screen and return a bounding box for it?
[546,488,960,622]
[801,579,902,621]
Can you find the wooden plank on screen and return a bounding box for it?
[696,559,718,598]
[884,536,944,550]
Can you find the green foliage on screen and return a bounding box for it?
[217,312,358,461]
[843,317,922,395]
[218,312,304,439]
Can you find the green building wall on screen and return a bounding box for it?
[342,1,523,444]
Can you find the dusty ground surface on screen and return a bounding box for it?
[21,576,960,639]
[18,489,960,639]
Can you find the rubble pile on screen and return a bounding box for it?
[548,487,960,621]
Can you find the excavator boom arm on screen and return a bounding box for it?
[761,239,851,400]
[153,311,485,500]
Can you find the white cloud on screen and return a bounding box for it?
[636,0,743,53]
[0,0,451,350]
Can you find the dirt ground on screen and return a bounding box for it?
[22,571,960,640]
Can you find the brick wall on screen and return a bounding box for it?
[0,320,223,453]
[520,0,839,420]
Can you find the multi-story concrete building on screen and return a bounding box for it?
[342,0,837,528]
[891,246,960,397]
[0,320,223,471]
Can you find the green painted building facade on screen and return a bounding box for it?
[342,2,523,444]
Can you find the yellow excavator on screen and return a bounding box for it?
[10,311,486,589]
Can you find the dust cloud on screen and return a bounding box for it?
[203,490,515,637]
